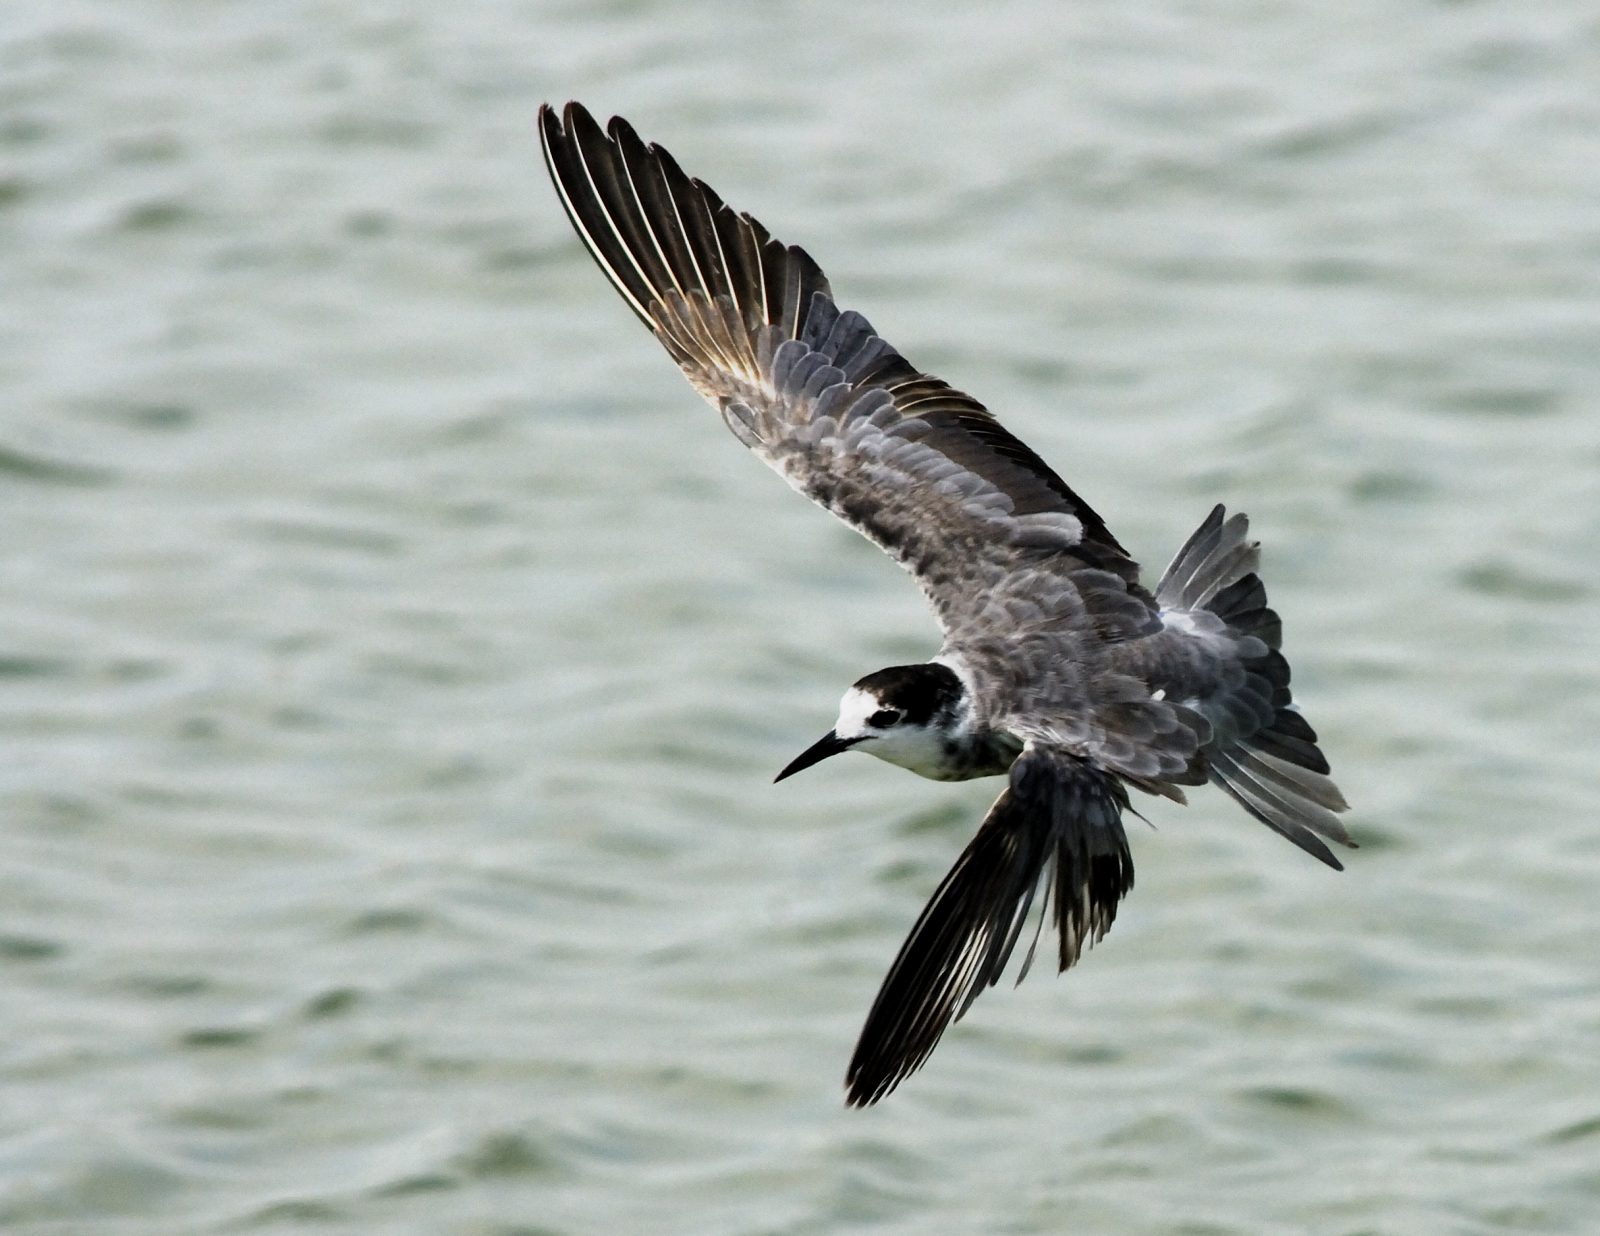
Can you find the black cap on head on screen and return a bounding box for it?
[850,663,963,727]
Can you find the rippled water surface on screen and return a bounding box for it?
[3,2,1599,1232]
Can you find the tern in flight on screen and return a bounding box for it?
[539,102,1352,1106]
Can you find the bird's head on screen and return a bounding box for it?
[774,662,967,782]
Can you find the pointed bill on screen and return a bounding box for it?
[774,731,862,783]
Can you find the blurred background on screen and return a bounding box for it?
[2,2,1598,1232]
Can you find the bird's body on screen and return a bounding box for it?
[539,102,1352,1106]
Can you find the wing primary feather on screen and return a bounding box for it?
[544,107,714,366]
[566,106,686,324]
[651,149,761,379]
[600,114,691,307]
[539,104,654,325]
[845,748,1132,1106]
[610,120,755,378]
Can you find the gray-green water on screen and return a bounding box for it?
[4,3,1598,1232]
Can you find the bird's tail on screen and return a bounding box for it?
[1155,505,1353,869]
[845,748,1131,1106]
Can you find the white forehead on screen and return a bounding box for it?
[835,685,884,737]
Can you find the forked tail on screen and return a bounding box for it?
[1156,505,1353,869]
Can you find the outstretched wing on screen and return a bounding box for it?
[538,101,1151,640]
[845,744,1133,1106]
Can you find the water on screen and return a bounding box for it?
[3,2,1598,1232]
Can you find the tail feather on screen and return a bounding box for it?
[1236,744,1349,813]
[1157,505,1353,869]
[1156,505,1253,612]
[1209,748,1350,869]
[1208,575,1282,649]
[1249,709,1331,776]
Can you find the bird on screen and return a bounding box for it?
[538,101,1352,1107]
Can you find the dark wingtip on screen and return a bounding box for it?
[844,1080,880,1109]
[605,113,642,153]
[843,1055,898,1108]
[538,100,583,132]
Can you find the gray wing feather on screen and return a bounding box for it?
[540,102,1222,776]
[539,102,1146,635]
[945,575,1208,787]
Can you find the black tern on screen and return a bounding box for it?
[539,102,1352,1106]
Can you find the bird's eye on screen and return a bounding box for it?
[868,708,902,728]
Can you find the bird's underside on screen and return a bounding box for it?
[539,101,1352,1105]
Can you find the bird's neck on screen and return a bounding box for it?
[931,725,1025,782]
[904,687,1022,782]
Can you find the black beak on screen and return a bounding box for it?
[774,730,862,783]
